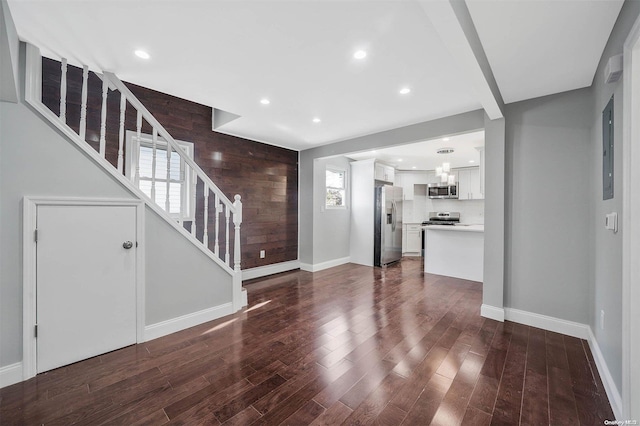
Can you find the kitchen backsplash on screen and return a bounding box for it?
[403,186,484,224]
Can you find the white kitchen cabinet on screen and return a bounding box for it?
[426,170,440,184]
[455,167,483,200]
[374,163,395,183]
[396,171,428,200]
[386,166,395,184]
[406,224,422,253]
[402,225,407,253]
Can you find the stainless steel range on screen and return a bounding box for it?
[422,211,461,226]
[421,212,460,256]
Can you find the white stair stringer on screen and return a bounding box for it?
[23,43,247,313]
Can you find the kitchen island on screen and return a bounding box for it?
[423,224,484,282]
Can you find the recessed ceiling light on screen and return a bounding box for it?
[312,118,321,123]
[134,50,150,60]
[354,50,367,60]
[443,137,450,142]
[412,166,417,169]
[398,159,403,162]
[399,87,411,95]
[469,160,475,163]
[260,98,270,105]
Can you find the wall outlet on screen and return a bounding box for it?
[600,309,605,330]
[260,250,265,259]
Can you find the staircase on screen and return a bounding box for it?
[23,43,246,311]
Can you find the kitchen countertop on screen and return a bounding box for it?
[422,224,484,233]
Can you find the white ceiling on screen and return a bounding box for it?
[7,0,623,151]
[466,0,624,104]
[345,130,484,171]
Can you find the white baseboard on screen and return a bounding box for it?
[481,304,505,322]
[299,256,350,273]
[242,260,300,281]
[144,303,233,341]
[504,307,589,339]
[0,362,23,389]
[587,327,623,420]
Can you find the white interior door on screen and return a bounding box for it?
[36,204,137,373]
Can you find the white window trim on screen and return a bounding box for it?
[125,131,195,221]
[326,166,347,209]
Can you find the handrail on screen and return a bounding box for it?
[102,72,237,213]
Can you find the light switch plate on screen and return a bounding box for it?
[605,212,618,233]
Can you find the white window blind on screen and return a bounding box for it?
[138,146,183,215]
[126,131,195,219]
[326,168,346,208]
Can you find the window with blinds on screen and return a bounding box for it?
[125,132,195,219]
[326,167,347,208]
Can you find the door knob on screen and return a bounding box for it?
[122,241,133,249]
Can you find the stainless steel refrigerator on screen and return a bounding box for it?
[374,185,403,266]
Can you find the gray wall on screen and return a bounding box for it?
[589,0,640,393]
[0,44,233,369]
[504,88,593,323]
[145,210,232,324]
[299,109,485,265]
[312,156,351,265]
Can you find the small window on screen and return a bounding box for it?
[326,167,346,208]
[126,131,195,220]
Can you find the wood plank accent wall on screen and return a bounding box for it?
[41,57,298,269]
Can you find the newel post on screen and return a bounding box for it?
[233,194,242,272]
[232,194,245,311]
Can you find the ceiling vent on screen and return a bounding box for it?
[437,148,455,154]
[605,54,623,84]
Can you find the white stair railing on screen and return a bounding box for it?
[24,44,246,311]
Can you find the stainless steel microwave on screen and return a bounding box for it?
[427,183,458,199]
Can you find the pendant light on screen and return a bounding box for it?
[436,148,455,184]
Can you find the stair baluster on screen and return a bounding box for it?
[225,205,230,266]
[99,77,107,158]
[191,172,197,236]
[214,194,220,257]
[117,94,126,173]
[151,128,158,203]
[165,143,171,213]
[79,65,88,141]
[59,58,67,123]
[135,111,142,187]
[203,183,209,248]
[233,195,242,272]
[178,159,184,227]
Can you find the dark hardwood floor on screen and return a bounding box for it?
[0,258,614,425]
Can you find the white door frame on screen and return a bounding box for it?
[22,197,145,380]
[622,16,640,419]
